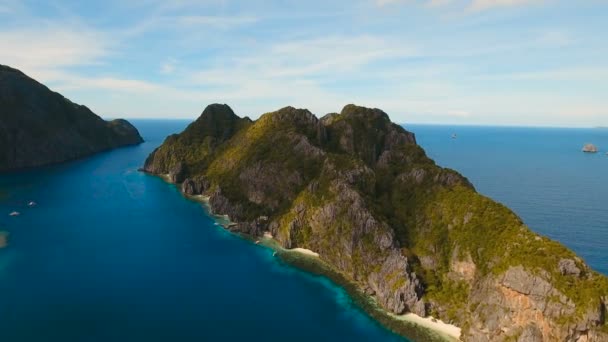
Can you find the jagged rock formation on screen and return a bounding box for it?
[144,103,608,341]
[0,64,143,172]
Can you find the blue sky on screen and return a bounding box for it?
[1,0,607,126]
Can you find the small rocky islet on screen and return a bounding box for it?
[144,104,608,342]
[0,64,143,172]
[582,144,599,153]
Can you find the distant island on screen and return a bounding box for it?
[143,104,608,341]
[583,144,599,153]
[0,64,143,172]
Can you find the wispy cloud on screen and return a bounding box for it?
[0,0,604,126]
[53,75,164,93]
[475,67,608,81]
[175,15,259,28]
[191,35,418,84]
[375,0,543,12]
[468,0,542,12]
[0,25,112,80]
[160,58,178,74]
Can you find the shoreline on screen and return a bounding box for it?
[151,173,461,342]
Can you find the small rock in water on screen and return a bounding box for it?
[0,231,8,248]
[582,143,598,153]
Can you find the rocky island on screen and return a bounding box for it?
[144,104,608,341]
[0,64,143,172]
[582,144,599,153]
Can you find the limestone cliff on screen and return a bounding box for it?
[0,64,143,172]
[144,103,608,341]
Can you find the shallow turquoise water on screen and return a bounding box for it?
[0,120,404,341]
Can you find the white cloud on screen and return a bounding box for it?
[0,25,111,81]
[468,0,542,12]
[160,58,178,74]
[475,67,608,81]
[175,15,259,28]
[427,0,454,7]
[53,75,164,93]
[375,0,405,6]
[375,0,541,11]
[191,35,418,84]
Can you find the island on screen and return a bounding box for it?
[143,104,608,341]
[582,144,599,153]
[0,64,143,172]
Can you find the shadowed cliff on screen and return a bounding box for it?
[0,64,143,172]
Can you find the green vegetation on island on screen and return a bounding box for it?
[144,103,608,342]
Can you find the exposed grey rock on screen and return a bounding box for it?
[208,187,245,222]
[168,162,186,183]
[559,259,582,277]
[181,176,210,195]
[369,251,426,316]
[518,324,543,342]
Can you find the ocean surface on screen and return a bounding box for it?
[0,121,606,342]
[0,120,404,342]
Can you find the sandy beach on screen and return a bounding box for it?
[394,313,461,341]
[289,248,320,257]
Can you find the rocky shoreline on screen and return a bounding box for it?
[143,169,457,341]
[142,104,608,341]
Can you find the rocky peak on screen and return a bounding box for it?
[200,103,238,121]
[181,103,247,142]
[323,104,416,166]
[260,106,327,146]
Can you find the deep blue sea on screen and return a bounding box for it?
[0,121,606,342]
[0,120,404,342]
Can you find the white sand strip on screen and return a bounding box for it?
[289,248,320,257]
[396,313,461,341]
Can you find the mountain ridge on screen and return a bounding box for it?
[0,64,143,172]
[144,103,608,342]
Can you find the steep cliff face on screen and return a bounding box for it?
[0,64,143,172]
[144,103,608,341]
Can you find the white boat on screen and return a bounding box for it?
[9,211,20,216]
[28,201,37,207]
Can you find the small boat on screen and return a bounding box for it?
[255,240,260,245]
[28,201,37,207]
[9,211,20,216]
[273,252,277,257]
[451,133,457,139]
